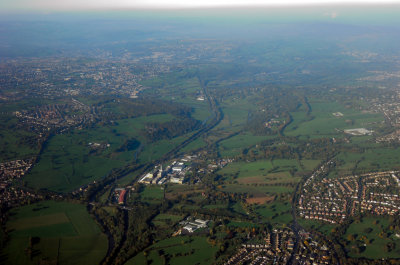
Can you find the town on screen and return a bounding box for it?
[298,170,400,224]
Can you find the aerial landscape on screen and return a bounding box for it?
[1,0,400,264]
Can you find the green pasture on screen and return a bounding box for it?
[218,159,319,183]
[126,236,218,265]
[2,201,107,265]
[344,217,400,259]
[152,213,183,230]
[140,185,164,202]
[297,218,336,235]
[25,114,194,192]
[328,147,400,178]
[0,115,38,162]
[218,133,273,157]
[255,201,293,224]
[285,101,383,138]
[222,184,293,196]
[227,221,259,228]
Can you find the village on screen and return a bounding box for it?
[298,170,400,224]
[0,158,34,188]
[0,158,43,211]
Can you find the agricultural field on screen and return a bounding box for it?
[343,217,400,259]
[1,201,108,265]
[126,236,218,265]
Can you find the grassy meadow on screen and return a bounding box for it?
[126,236,218,265]
[2,201,107,265]
[344,217,400,259]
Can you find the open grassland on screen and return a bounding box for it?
[0,115,39,162]
[344,217,400,259]
[217,159,320,200]
[254,201,293,224]
[218,133,273,157]
[2,201,107,265]
[140,185,164,203]
[140,72,212,122]
[25,114,197,192]
[297,218,336,236]
[222,184,293,196]
[285,100,383,138]
[328,147,400,178]
[126,236,218,265]
[218,159,319,184]
[220,98,256,128]
[152,213,184,230]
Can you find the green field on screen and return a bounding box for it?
[25,114,196,192]
[0,115,39,162]
[218,159,319,184]
[285,100,383,138]
[218,133,273,157]
[222,184,293,196]
[140,185,164,203]
[328,147,400,178]
[344,217,400,259]
[126,236,218,265]
[152,213,183,229]
[255,201,293,224]
[297,218,336,236]
[2,201,108,265]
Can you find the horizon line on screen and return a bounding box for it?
[2,2,400,13]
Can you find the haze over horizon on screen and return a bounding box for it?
[1,0,400,12]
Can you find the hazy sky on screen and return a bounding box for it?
[1,0,400,11]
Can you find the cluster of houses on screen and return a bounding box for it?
[225,229,294,265]
[0,186,42,208]
[0,158,34,189]
[373,93,400,128]
[264,118,282,129]
[360,172,400,215]
[297,235,332,265]
[0,158,42,208]
[375,129,400,143]
[299,170,400,224]
[225,228,333,265]
[14,99,92,134]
